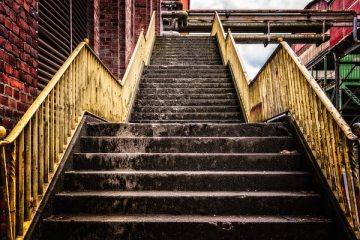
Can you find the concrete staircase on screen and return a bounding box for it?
[42,36,335,239]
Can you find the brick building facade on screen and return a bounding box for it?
[0,0,169,131]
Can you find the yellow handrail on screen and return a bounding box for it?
[0,11,156,240]
[211,11,360,238]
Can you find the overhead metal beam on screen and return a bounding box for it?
[187,9,356,22]
[173,22,332,33]
[232,34,330,44]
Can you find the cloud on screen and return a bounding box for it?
[237,44,278,79]
[190,0,312,79]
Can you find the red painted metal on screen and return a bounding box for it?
[330,0,360,47]
[306,0,360,47]
[180,0,189,10]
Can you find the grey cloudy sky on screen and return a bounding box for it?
[190,0,312,79]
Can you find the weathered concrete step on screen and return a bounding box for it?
[131,112,242,121]
[154,43,217,47]
[142,68,229,74]
[131,120,245,123]
[142,73,231,78]
[64,171,311,191]
[153,45,218,49]
[80,136,294,153]
[145,65,227,70]
[136,93,237,100]
[73,153,301,171]
[152,55,221,59]
[151,60,223,64]
[143,66,230,74]
[152,57,222,61]
[86,123,291,137]
[139,87,235,95]
[151,63,223,66]
[135,99,239,106]
[132,106,240,113]
[55,191,321,215]
[140,82,233,88]
[141,77,231,83]
[155,39,217,42]
[43,214,333,240]
[151,59,222,62]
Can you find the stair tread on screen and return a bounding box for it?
[66,170,309,175]
[45,214,332,223]
[56,191,319,198]
[74,152,300,157]
[81,136,293,139]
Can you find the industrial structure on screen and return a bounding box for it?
[0,0,360,239]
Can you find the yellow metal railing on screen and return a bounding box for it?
[0,12,156,240]
[211,12,360,238]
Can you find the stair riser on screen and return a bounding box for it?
[145,66,227,70]
[142,73,231,78]
[131,113,242,121]
[132,120,245,123]
[140,83,233,88]
[151,62,223,65]
[143,68,228,72]
[132,106,240,113]
[136,94,237,100]
[86,123,291,137]
[135,100,239,106]
[55,195,320,215]
[80,137,294,153]
[64,172,311,191]
[141,79,232,84]
[43,221,333,240]
[139,88,235,94]
[73,154,301,171]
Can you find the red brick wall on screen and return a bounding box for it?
[99,0,121,78]
[88,0,100,55]
[135,0,147,39]
[0,0,38,130]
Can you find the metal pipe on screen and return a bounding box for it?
[334,53,341,111]
[162,10,188,28]
[175,22,331,33]
[232,33,330,44]
[353,16,360,43]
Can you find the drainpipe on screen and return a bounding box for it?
[353,16,360,43]
[334,52,341,112]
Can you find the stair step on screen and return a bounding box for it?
[132,106,240,113]
[64,170,311,191]
[136,93,237,100]
[143,67,228,73]
[142,73,231,78]
[145,65,228,70]
[131,120,245,123]
[81,136,294,153]
[151,62,223,65]
[135,99,239,106]
[43,214,333,240]
[54,191,321,215]
[152,58,222,61]
[140,83,233,89]
[131,112,242,121]
[139,88,235,94]
[86,123,291,137]
[73,152,301,171]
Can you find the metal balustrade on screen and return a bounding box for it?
[0,12,156,240]
[211,11,360,238]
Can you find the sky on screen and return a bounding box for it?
[190,0,312,79]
